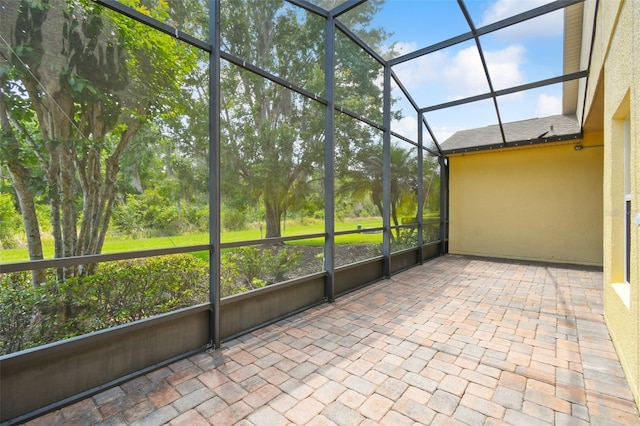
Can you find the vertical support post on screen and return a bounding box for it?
[417,112,424,263]
[439,156,449,255]
[324,14,336,302]
[209,0,221,348]
[382,65,391,278]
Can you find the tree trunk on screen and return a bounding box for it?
[265,200,281,238]
[0,95,46,287]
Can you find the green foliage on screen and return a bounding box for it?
[221,207,248,232]
[391,227,418,252]
[221,245,302,297]
[0,269,58,354]
[0,254,209,355]
[423,222,441,244]
[112,190,178,236]
[112,190,207,237]
[0,193,22,249]
[0,271,41,353]
[61,255,208,329]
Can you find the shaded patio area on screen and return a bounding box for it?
[27,255,640,425]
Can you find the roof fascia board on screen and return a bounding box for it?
[442,132,583,155]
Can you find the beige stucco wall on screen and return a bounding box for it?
[585,0,640,407]
[447,138,603,266]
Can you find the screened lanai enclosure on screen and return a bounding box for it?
[0,0,589,422]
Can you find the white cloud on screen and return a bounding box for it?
[432,126,457,143]
[393,44,525,102]
[484,45,526,90]
[442,46,487,99]
[480,0,563,38]
[393,41,418,57]
[391,115,418,141]
[535,94,561,116]
[392,50,447,89]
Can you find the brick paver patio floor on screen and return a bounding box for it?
[27,255,640,425]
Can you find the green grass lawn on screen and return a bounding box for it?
[0,217,393,263]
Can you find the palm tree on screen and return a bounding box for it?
[340,144,417,240]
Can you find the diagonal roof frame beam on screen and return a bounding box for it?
[456,0,507,144]
[287,0,329,18]
[390,69,420,113]
[389,69,444,156]
[420,70,588,113]
[332,0,369,18]
[390,0,583,67]
[421,115,443,156]
[334,20,386,66]
[96,0,211,52]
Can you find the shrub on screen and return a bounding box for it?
[423,222,441,243]
[0,193,22,249]
[61,255,209,332]
[221,207,247,231]
[0,270,60,354]
[391,227,417,252]
[221,245,302,297]
[112,190,182,237]
[0,254,209,355]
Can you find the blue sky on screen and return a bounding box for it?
[341,0,568,144]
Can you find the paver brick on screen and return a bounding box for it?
[453,405,486,425]
[123,400,155,423]
[460,368,498,389]
[130,405,178,426]
[522,400,555,423]
[93,387,125,406]
[321,401,364,426]
[460,393,506,419]
[380,410,415,426]
[403,371,438,393]
[285,397,324,424]
[195,396,228,418]
[393,396,437,424]
[343,375,377,396]
[493,385,523,410]
[214,381,248,405]
[148,385,180,408]
[427,389,460,416]
[168,409,209,426]
[172,387,215,413]
[258,366,290,386]
[207,401,252,425]
[359,393,394,421]
[503,408,549,426]
[525,388,571,414]
[438,374,468,397]
[247,406,288,426]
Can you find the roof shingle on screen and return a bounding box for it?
[440,115,580,153]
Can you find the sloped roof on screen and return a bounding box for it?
[440,114,581,154]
